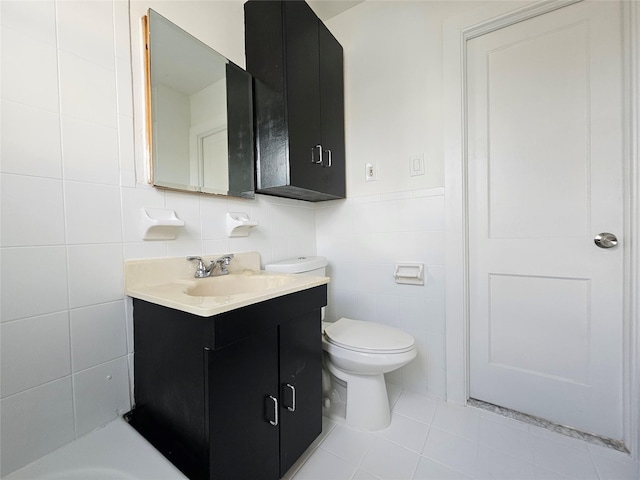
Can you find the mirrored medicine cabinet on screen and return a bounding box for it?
[144,9,254,198]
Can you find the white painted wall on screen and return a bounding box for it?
[317,1,479,395]
[190,79,229,192]
[190,77,227,128]
[154,82,190,185]
[325,0,477,197]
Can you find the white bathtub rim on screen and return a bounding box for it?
[2,417,186,479]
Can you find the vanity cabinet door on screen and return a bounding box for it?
[208,325,280,480]
[278,311,323,476]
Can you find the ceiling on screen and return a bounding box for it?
[307,0,364,21]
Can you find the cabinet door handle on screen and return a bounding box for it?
[267,395,278,426]
[285,384,296,412]
[323,149,332,168]
[311,144,323,164]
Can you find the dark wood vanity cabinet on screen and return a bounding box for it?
[128,286,325,480]
[244,0,345,201]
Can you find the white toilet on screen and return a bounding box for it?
[265,256,418,431]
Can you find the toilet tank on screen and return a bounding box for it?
[264,256,327,277]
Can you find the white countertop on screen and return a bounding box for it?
[125,252,329,317]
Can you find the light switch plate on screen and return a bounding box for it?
[409,154,425,176]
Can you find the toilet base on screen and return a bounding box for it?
[325,360,391,431]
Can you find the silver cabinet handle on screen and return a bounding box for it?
[285,384,296,412]
[323,149,332,168]
[311,145,323,164]
[594,232,618,249]
[267,395,278,426]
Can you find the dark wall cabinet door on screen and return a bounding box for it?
[245,0,345,201]
[285,0,322,195]
[317,20,346,198]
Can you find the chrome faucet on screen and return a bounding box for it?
[187,254,234,278]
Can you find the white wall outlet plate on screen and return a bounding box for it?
[365,162,378,181]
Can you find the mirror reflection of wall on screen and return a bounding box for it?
[145,9,254,198]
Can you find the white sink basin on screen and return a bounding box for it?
[186,273,297,297]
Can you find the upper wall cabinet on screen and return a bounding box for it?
[145,9,254,198]
[244,0,346,202]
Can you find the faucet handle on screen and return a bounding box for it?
[186,256,208,278]
[220,254,234,265]
[212,254,234,275]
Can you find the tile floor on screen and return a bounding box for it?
[285,385,639,480]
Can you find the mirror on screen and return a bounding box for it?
[144,9,254,198]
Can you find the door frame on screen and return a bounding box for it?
[443,0,640,456]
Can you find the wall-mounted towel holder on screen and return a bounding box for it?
[394,263,424,285]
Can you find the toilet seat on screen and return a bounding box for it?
[324,318,415,354]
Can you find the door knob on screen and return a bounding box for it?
[594,232,618,249]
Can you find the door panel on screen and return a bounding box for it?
[278,311,322,477]
[488,274,590,384]
[468,0,623,439]
[318,21,346,198]
[285,0,321,191]
[486,21,590,239]
[208,327,279,479]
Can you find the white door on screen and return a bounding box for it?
[467,0,624,440]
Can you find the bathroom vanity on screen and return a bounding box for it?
[125,253,328,479]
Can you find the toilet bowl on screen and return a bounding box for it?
[322,318,417,430]
[265,257,418,431]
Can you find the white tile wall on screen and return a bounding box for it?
[58,51,118,128]
[1,246,69,321]
[0,312,71,398]
[67,244,125,308]
[0,0,57,46]
[70,301,127,372]
[64,182,123,244]
[0,1,320,475]
[315,189,446,397]
[1,174,66,246]
[0,100,63,178]
[1,26,59,112]
[61,116,120,185]
[72,357,131,437]
[0,378,75,476]
[55,0,116,69]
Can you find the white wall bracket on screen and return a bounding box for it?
[141,207,185,240]
[226,212,258,237]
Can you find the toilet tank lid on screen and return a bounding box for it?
[265,256,327,274]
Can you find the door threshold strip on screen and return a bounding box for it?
[468,398,628,453]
